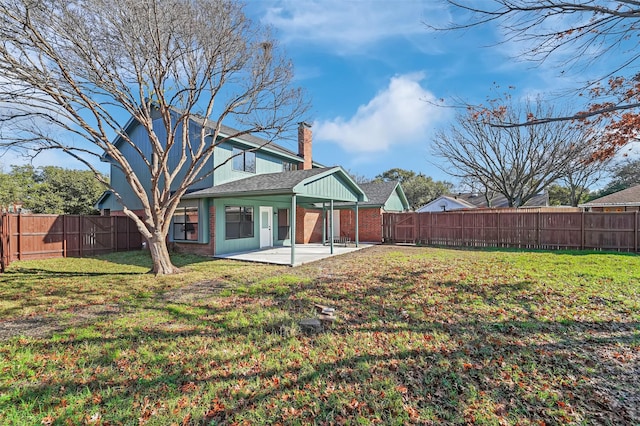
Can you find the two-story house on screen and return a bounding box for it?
[96,112,407,262]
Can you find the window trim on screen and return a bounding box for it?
[172,205,200,242]
[277,208,290,240]
[282,161,298,172]
[232,147,256,173]
[225,205,255,240]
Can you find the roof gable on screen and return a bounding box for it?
[182,167,367,202]
[417,195,477,212]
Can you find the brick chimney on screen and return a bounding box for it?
[298,122,312,170]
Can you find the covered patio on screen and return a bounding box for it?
[182,167,369,266]
[214,243,375,266]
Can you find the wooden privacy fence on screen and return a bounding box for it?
[383,211,640,252]
[0,214,143,271]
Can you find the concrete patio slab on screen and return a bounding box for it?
[214,243,375,266]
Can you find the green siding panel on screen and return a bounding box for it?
[213,197,294,255]
[213,142,292,186]
[384,188,408,211]
[298,174,360,202]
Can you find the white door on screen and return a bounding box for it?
[326,210,340,240]
[259,206,273,248]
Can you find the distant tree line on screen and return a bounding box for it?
[0,165,106,215]
[366,157,639,210]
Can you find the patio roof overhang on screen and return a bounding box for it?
[182,166,367,204]
[183,167,368,266]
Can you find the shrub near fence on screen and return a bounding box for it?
[0,214,143,271]
[383,211,640,252]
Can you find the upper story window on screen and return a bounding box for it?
[232,147,256,173]
[282,162,298,172]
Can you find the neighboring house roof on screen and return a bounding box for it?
[330,181,409,209]
[182,167,367,202]
[455,192,549,208]
[416,195,477,212]
[579,184,640,207]
[357,181,406,207]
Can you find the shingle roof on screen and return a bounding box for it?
[356,181,398,206]
[456,192,548,208]
[183,168,330,198]
[580,184,640,207]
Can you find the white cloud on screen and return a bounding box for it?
[313,72,448,153]
[260,0,448,54]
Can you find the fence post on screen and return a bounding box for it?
[62,215,67,258]
[635,211,638,253]
[496,210,501,247]
[17,213,21,261]
[429,212,433,245]
[581,211,585,250]
[112,215,116,252]
[79,215,83,258]
[536,211,541,249]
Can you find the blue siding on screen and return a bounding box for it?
[108,116,302,213]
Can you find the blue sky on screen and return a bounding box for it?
[1,0,626,185]
[247,0,601,183]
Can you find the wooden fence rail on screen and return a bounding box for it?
[0,214,143,272]
[383,211,640,252]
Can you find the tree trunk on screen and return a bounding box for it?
[147,232,180,275]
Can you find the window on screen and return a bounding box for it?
[232,147,256,173]
[225,206,254,239]
[277,208,290,240]
[282,162,298,171]
[172,206,199,241]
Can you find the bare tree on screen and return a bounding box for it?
[559,141,611,206]
[432,1,640,157]
[0,0,308,274]
[432,97,593,207]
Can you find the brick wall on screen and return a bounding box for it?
[339,207,383,243]
[295,206,323,243]
[294,207,384,244]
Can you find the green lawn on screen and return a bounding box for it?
[1,246,638,425]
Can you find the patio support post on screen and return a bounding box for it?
[322,202,326,245]
[330,199,334,254]
[290,194,297,266]
[355,202,359,247]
